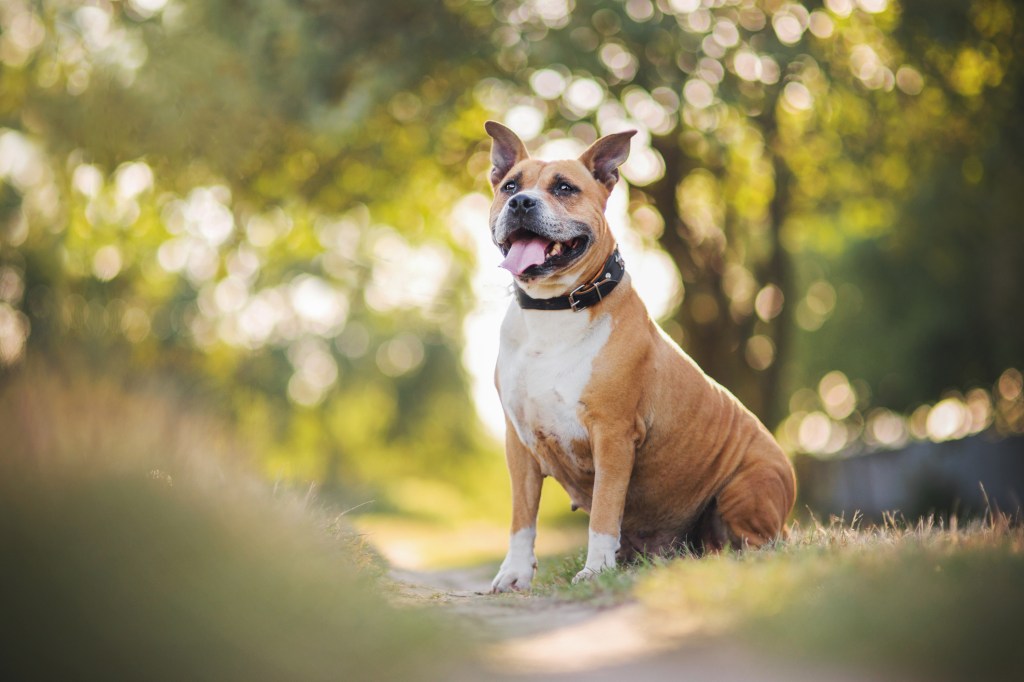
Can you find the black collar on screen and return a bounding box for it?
[512,249,625,312]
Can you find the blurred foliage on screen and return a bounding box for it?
[0,364,461,681]
[0,0,504,504]
[1,0,1023,503]
[485,0,1024,428]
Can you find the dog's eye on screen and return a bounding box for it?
[554,182,577,195]
[502,180,517,193]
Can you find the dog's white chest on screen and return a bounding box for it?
[496,304,613,458]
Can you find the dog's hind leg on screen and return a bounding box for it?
[689,496,730,555]
[714,453,796,549]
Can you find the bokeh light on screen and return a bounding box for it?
[0,0,1020,512]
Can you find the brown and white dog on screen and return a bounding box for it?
[485,121,797,592]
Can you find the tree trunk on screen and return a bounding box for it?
[646,131,791,427]
[648,135,746,404]
[758,150,792,428]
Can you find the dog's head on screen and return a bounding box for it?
[485,121,635,299]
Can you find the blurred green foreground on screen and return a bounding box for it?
[0,367,460,681]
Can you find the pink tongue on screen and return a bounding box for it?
[499,237,551,276]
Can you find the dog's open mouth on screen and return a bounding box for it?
[499,230,587,277]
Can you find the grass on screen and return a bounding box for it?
[10,362,1022,681]
[0,364,463,682]
[529,512,1024,681]
[531,548,661,604]
[739,514,1024,681]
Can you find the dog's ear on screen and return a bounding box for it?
[578,130,636,191]
[485,121,529,188]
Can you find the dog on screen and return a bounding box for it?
[484,121,797,592]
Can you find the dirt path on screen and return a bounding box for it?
[389,565,888,682]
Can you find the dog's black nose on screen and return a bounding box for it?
[507,193,536,216]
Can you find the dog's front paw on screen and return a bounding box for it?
[571,566,600,584]
[571,531,619,584]
[573,528,618,581]
[570,560,617,584]
[490,560,536,593]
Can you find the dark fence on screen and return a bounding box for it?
[794,434,1024,522]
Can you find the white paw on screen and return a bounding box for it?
[571,530,619,584]
[490,560,536,593]
[571,566,600,584]
[491,527,537,593]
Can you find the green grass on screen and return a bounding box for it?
[10,363,1022,681]
[0,366,462,682]
[741,516,1024,681]
[531,547,668,604]
[530,513,1024,680]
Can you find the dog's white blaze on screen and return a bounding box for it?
[497,303,613,457]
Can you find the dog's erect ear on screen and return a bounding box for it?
[578,130,636,191]
[485,121,529,188]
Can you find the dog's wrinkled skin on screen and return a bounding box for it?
[485,121,796,593]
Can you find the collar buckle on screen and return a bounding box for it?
[567,283,591,312]
[567,273,613,312]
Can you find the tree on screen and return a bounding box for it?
[483,0,1024,429]
[2,0,1021,498]
[0,0,500,499]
